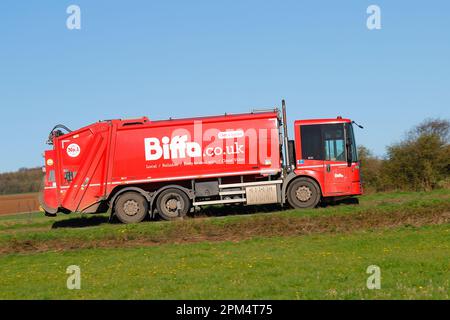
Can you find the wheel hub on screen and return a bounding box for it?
[123,200,139,216]
[165,198,179,212]
[296,186,312,202]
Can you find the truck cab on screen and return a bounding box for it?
[288,117,362,207]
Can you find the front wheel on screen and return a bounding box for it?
[156,188,191,221]
[287,178,321,209]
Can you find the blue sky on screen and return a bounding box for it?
[0,1,449,173]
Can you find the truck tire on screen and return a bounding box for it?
[287,178,321,209]
[114,192,149,224]
[156,188,191,221]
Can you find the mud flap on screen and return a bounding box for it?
[38,188,58,215]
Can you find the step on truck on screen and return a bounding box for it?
[40,100,362,223]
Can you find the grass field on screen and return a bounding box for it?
[0,193,40,215]
[0,189,449,299]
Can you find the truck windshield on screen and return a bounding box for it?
[346,123,358,162]
[323,124,346,162]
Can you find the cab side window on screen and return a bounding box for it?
[301,125,324,160]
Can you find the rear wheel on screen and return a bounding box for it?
[287,178,321,209]
[156,188,191,221]
[114,192,149,224]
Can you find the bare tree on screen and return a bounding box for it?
[408,118,450,143]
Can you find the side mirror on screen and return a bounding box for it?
[346,140,353,167]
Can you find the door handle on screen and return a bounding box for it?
[326,164,331,172]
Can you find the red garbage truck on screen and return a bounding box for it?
[40,100,362,223]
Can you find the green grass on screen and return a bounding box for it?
[0,224,448,299]
[0,189,449,299]
[0,189,449,244]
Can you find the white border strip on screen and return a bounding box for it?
[43,169,280,190]
[297,163,350,169]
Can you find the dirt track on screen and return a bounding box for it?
[0,193,40,215]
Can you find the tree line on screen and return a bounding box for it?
[0,167,43,195]
[359,118,450,192]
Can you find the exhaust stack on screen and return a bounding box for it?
[282,99,292,173]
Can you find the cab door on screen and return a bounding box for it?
[322,124,352,194]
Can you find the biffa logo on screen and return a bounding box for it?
[144,136,202,161]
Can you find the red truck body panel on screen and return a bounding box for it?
[43,112,281,213]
